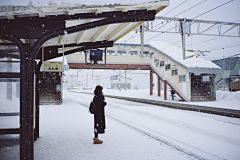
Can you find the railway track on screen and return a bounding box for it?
[71,91,240,118]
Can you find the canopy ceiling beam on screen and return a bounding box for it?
[0,10,155,40]
[90,25,109,42]
[107,23,130,41]
[75,20,92,44]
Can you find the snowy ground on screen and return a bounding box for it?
[34,91,240,160]
[1,89,240,160]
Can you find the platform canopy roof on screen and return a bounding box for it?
[0,0,169,48]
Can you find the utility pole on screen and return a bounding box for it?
[222,48,225,91]
[181,18,186,59]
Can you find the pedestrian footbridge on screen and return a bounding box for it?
[66,42,221,102]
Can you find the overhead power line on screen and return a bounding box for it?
[124,0,207,43]
[152,0,208,32]
[153,0,189,28]
[145,0,235,42]
[191,0,234,20]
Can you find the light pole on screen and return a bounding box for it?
[222,48,225,91]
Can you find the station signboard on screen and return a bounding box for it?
[44,61,63,71]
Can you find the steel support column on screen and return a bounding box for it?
[164,80,167,100]
[181,18,186,60]
[26,55,35,160]
[150,70,153,95]
[140,24,144,58]
[35,61,42,140]
[158,76,161,97]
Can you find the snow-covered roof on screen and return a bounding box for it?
[0,0,169,7]
[0,0,169,48]
[0,0,169,20]
[149,41,221,69]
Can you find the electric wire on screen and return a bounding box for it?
[152,0,208,32]
[162,0,189,17]
[124,0,204,43]
[192,0,233,20]
[145,0,234,43]
[152,0,189,29]
[207,42,240,52]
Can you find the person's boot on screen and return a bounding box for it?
[93,138,103,144]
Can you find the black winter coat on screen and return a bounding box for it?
[93,93,107,134]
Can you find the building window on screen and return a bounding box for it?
[107,50,115,55]
[129,51,138,56]
[107,50,115,53]
[179,75,185,82]
[165,64,170,70]
[172,69,178,76]
[202,75,210,82]
[150,52,154,58]
[160,61,164,67]
[140,51,149,57]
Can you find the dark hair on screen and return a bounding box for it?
[94,85,103,95]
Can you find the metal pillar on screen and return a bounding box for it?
[20,44,27,160]
[181,18,186,59]
[158,76,161,97]
[150,70,153,95]
[140,24,144,58]
[164,80,167,100]
[35,61,42,140]
[211,74,216,100]
[26,56,35,160]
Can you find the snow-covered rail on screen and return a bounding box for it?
[71,91,240,118]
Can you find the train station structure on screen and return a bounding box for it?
[67,42,221,102]
[0,1,170,159]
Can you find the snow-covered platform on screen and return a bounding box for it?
[1,90,240,159]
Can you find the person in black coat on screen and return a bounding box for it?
[170,89,175,100]
[93,85,107,144]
